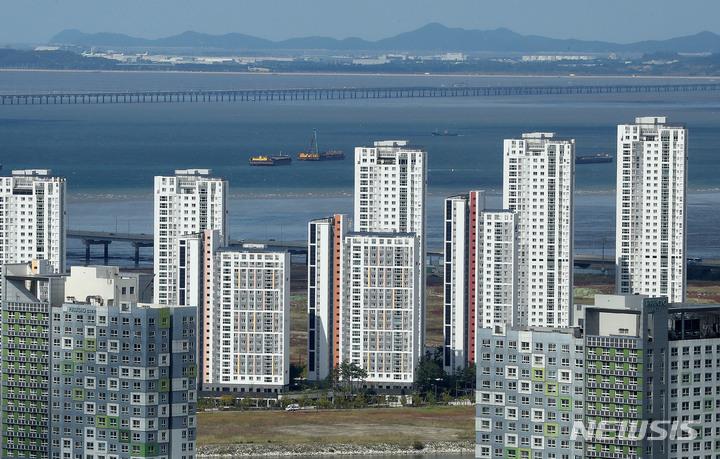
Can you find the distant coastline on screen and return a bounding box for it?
[2,68,719,80]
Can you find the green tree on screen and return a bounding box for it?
[415,349,445,394]
[457,363,477,395]
[441,390,452,405]
[219,394,235,407]
[329,362,368,393]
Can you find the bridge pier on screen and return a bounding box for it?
[131,242,153,267]
[82,239,112,265]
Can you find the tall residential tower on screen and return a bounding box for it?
[0,169,66,273]
[503,133,574,327]
[443,191,518,374]
[354,140,427,363]
[153,169,227,305]
[616,116,688,302]
[307,215,349,381]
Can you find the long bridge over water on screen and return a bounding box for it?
[3,82,720,105]
[69,230,720,274]
[71,229,702,271]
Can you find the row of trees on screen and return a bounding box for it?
[197,347,476,411]
[415,348,476,398]
[295,347,475,399]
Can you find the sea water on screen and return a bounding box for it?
[1,71,719,267]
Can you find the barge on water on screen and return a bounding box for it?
[297,129,345,161]
[575,153,613,164]
[250,154,292,166]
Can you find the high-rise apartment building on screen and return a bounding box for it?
[307,215,349,381]
[443,191,518,374]
[503,133,574,327]
[340,232,422,388]
[50,301,197,459]
[665,304,720,459]
[476,294,720,459]
[581,294,668,459]
[475,325,586,459]
[354,141,426,240]
[616,116,688,302]
[306,215,422,388]
[443,193,477,374]
[477,211,519,330]
[202,247,290,394]
[1,261,64,459]
[353,140,427,381]
[307,140,427,388]
[2,264,185,459]
[153,169,227,305]
[175,229,290,394]
[0,169,66,273]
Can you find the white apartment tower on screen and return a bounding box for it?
[153,169,227,305]
[354,140,427,364]
[503,133,574,327]
[354,141,426,239]
[0,169,66,273]
[176,230,290,393]
[616,116,688,302]
[202,247,290,393]
[443,191,518,374]
[340,232,422,388]
[307,215,422,388]
[478,210,519,329]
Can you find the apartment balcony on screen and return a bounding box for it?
[3,443,48,453]
[586,355,638,364]
[585,450,634,459]
[586,395,639,405]
[5,330,50,338]
[585,408,638,419]
[586,381,639,391]
[5,430,46,440]
[586,367,639,377]
[3,405,46,414]
[8,368,46,377]
[2,355,45,364]
[3,381,45,389]
[4,304,47,313]
[1,417,48,427]
[3,318,48,326]
[8,393,45,402]
[9,343,47,351]
[587,437,638,447]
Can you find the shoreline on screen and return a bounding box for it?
[197,441,474,457]
[0,68,717,81]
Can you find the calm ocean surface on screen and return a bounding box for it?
[0,71,718,267]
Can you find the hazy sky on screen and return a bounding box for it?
[2,0,719,45]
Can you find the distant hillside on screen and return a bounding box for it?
[49,24,720,54]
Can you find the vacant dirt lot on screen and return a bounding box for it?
[197,406,475,446]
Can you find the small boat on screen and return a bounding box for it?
[250,154,292,166]
[320,150,345,160]
[297,129,345,161]
[575,154,613,164]
[432,130,458,136]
